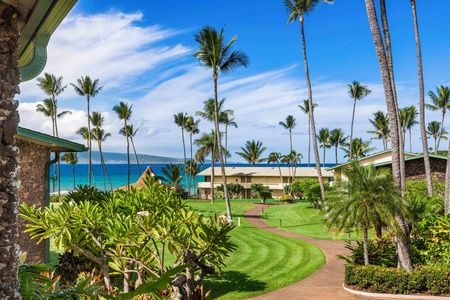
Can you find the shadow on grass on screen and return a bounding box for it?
[204,270,266,299]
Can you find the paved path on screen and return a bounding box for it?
[243,204,448,300]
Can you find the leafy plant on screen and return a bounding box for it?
[251,183,272,202]
[217,183,244,199]
[338,239,397,267]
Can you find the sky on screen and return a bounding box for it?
[17,0,450,164]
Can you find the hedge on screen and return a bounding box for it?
[345,265,450,295]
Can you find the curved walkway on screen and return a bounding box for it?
[243,204,448,300]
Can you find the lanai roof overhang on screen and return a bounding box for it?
[3,0,77,81]
[17,127,87,152]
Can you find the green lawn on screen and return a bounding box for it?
[187,200,325,300]
[260,201,365,240]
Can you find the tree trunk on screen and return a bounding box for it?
[364,0,412,271]
[363,223,369,266]
[87,98,92,186]
[307,120,311,167]
[210,148,215,203]
[299,17,326,201]
[130,137,141,176]
[0,3,21,298]
[349,99,356,160]
[411,0,432,195]
[182,128,189,196]
[444,141,450,213]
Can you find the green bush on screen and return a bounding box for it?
[339,239,397,267]
[279,194,293,203]
[345,265,450,295]
[217,183,244,198]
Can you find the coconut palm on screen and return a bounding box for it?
[325,162,407,266]
[36,73,67,137]
[267,152,285,195]
[75,126,96,186]
[90,111,112,191]
[281,150,303,195]
[174,112,189,191]
[61,152,78,189]
[235,140,267,167]
[426,121,448,154]
[185,160,203,195]
[161,163,183,188]
[112,101,133,189]
[119,124,141,176]
[71,76,103,186]
[220,110,237,164]
[348,81,372,158]
[329,128,347,165]
[298,99,318,167]
[365,0,412,270]
[426,86,450,152]
[342,138,374,160]
[318,128,331,168]
[367,110,390,150]
[399,106,418,152]
[279,115,296,152]
[193,26,249,221]
[285,0,331,201]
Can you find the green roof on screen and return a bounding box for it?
[17,127,87,152]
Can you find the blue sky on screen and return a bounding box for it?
[17,1,450,164]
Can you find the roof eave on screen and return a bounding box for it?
[17,127,87,152]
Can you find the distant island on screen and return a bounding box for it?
[67,151,184,164]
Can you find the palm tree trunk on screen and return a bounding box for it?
[289,129,293,152]
[365,0,412,271]
[335,145,338,165]
[210,142,215,204]
[72,164,76,189]
[181,128,189,196]
[307,121,311,167]
[213,75,232,222]
[437,112,445,152]
[444,141,450,213]
[0,3,21,297]
[299,17,326,201]
[124,121,131,189]
[349,100,356,160]
[87,99,92,186]
[130,137,141,176]
[411,0,432,195]
[225,124,228,165]
[363,223,369,266]
[99,143,112,191]
[189,133,193,195]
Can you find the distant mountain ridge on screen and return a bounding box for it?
[69,151,183,164]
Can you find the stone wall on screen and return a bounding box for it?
[405,157,446,182]
[17,140,50,263]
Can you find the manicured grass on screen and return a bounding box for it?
[187,200,326,300]
[260,201,365,240]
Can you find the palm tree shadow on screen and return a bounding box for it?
[204,270,266,298]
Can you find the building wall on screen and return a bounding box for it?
[405,157,446,182]
[17,140,49,263]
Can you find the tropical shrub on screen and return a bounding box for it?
[294,178,328,208]
[406,179,445,219]
[251,183,272,202]
[217,183,244,199]
[338,239,397,267]
[64,184,107,204]
[279,194,293,203]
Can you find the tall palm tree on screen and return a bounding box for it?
[185,160,203,194]
[174,112,189,192]
[410,0,432,196]
[342,138,375,160]
[112,101,133,189]
[90,111,112,191]
[36,73,67,137]
[329,128,347,165]
[119,124,141,176]
[220,110,237,164]
[298,99,318,167]
[71,76,103,186]
[281,150,303,195]
[426,85,450,152]
[367,110,390,150]
[193,26,249,221]
[186,117,200,194]
[61,152,78,189]
[267,152,285,195]
[285,0,332,201]
[348,81,372,158]
[365,0,412,270]
[75,126,96,186]
[426,121,448,154]
[326,162,407,266]
[279,115,296,152]
[399,106,418,152]
[318,128,331,167]
[235,140,267,167]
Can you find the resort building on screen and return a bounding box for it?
[197,166,334,199]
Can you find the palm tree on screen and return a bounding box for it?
[112,101,133,189]
[348,81,372,158]
[36,73,67,137]
[235,140,267,167]
[298,99,318,167]
[71,76,103,186]
[76,126,96,186]
[161,163,183,188]
[120,124,141,176]
[267,152,285,195]
[426,86,450,152]
[342,138,374,160]
[365,0,412,270]
[367,110,390,150]
[410,0,432,196]
[185,159,203,195]
[174,112,189,192]
[279,115,296,152]
[325,162,407,266]
[61,152,78,189]
[193,26,249,221]
[90,111,112,191]
[220,110,237,164]
[426,121,448,154]
[281,150,303,195]
[399,106,418,152]
[285,0,332,201]
[329,128,347,165]
[186,117,200,194]
[318,128,331,167]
